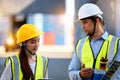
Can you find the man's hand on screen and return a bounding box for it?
[80,64,93,78]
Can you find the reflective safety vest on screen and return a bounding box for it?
[76,35,119,71]
[6,54,49,80]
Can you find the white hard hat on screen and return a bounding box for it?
[78,3,103,20]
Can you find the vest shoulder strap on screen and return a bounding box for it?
[5,55,19,80]
[108,35,119,62]
[38,55,49,78]
[43,56,49,77]
[75,37,87,59]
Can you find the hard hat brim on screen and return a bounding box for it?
[17,31,44,44]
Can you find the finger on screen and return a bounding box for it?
[82,64,85,68]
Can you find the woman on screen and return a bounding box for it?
[1,24,49,80]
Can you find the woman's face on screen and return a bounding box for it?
[80,18,94,36]
[25,36,40,53]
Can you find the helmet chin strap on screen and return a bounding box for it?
[89,17,97,37]
[89,22,96,37]
[22,43,36,56]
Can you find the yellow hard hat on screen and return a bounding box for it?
[16,24,44,44]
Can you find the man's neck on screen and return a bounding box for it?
[90,29,104,40]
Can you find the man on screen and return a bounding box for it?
[68,3,120,80]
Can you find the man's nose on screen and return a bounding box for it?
[81,25,85,29]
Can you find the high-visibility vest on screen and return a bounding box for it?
[76,35,119,71]
[6,54,48,80]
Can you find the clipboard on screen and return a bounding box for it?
[101,60,120,80]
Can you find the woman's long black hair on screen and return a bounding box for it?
[19,44,34,80]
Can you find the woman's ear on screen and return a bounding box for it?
[22,42,26,47]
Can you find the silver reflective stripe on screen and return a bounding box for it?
[94,69,106,74]
[12,56,19,80]
[108,36,117,63]
[42,56,48,78]
[77,38,87,62]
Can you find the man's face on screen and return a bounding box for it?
[80,18,94,36]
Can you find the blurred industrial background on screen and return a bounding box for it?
[0,0,120,80]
